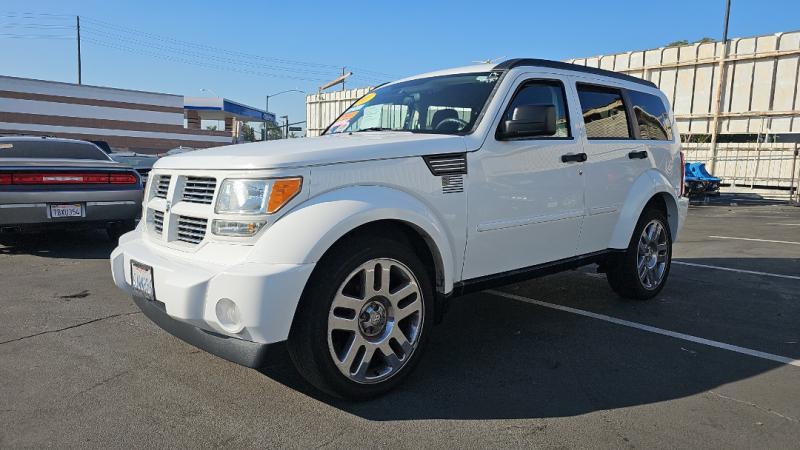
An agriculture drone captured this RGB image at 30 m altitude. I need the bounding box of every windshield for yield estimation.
[0,139,112,160]
[325,72,501,135]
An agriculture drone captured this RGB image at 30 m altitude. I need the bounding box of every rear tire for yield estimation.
[288,233,434,400]
[606,207,672,300]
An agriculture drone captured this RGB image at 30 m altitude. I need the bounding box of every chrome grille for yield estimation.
[176,215,207,244]
[151,209,164,235]
[182,176,216,204]
[154,175,171,198]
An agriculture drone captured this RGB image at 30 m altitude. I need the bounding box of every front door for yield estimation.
[462,76,586,280]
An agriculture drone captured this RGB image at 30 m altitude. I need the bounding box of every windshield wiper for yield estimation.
[351,127,399,133]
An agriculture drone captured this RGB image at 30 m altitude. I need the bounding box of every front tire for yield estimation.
[606,207,672,300]
[288,234,434,400]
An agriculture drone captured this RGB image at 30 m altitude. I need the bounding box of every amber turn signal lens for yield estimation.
[267,177,302,213]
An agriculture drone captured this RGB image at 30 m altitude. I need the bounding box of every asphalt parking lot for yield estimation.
[1,196,799,448]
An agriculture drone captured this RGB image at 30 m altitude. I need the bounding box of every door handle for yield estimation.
[628,150,648,159]
[561,153,587,163]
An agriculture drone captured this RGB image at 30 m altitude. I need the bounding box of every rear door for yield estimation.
[573,83,649,254]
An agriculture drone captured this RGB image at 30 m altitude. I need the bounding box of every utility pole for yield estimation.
[341,67,346,91]
[76,16,82,85]
[708,0,731,173]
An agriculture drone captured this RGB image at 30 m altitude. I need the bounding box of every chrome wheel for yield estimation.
[327,258,424,384]
[637,219,669,290]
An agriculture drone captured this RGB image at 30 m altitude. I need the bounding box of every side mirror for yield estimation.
[497,104,556,140]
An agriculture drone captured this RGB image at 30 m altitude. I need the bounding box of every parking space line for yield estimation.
[487,290,800,368]
[709,235,800,246]
[767,223,800,226]
[673,261,800,281]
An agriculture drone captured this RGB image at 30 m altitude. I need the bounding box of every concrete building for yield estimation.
[0,75,271,153]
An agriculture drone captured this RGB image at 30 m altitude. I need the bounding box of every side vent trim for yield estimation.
[422,153,467,176]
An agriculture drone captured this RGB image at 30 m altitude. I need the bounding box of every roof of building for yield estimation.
[184,97,276,123]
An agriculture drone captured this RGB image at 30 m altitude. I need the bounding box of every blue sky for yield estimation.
[1,0,799,127]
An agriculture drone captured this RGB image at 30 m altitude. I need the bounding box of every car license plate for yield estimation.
[49,203,83,218]
[130,260,155,301]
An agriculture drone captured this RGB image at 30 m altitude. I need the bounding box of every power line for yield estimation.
[80,37,333,82]
[1,11,401,84]
[78,25,391,84]
[79,15,401,78]
[79,26,347,78]
[0,32,72,39]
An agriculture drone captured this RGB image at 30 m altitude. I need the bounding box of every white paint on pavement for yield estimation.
[487,290,800,368]
[708,235,800,246]
[673,261,800,281]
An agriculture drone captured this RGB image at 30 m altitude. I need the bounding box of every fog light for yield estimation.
[211,219,265,237]
[215,298,243,333]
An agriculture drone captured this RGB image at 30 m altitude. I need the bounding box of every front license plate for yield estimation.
[49,203,83,218]
[130,260,155,301]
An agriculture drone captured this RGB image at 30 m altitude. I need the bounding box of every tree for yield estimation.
[240,123,256,142]
[666,40,689,47]
[666,37,714,48]
[263,122,283,140]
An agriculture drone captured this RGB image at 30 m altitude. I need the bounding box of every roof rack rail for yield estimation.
[493,58,657,89]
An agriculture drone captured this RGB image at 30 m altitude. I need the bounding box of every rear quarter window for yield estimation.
[627,91,674,141]
[0,140,111,160]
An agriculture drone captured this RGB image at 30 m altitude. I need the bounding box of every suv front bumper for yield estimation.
[110,230,315,363]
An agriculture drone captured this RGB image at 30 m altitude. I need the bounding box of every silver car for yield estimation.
[0,136,143,241]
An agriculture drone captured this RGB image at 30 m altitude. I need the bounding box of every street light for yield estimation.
[265,89,306,115]
[264,90,306,141]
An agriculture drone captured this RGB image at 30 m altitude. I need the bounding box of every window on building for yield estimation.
[503,80,571,138]
[576,85,631,139]
[628,90,673,141]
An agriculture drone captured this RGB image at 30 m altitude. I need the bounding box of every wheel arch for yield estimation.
[248,185,457,294]
[608,170,681,248]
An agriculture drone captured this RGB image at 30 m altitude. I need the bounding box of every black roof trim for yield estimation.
[493,58,657,89]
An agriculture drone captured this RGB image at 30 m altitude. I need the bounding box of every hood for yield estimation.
[154,132,467,170]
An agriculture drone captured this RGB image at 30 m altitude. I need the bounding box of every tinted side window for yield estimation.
[0,140,111,160]
[504,80,571,138]
[628,91,673,141]
[576,85,631,139]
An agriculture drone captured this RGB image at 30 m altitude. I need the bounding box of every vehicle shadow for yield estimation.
[692,192,791,207]
[0,230,115,260]
[257,286,784,421]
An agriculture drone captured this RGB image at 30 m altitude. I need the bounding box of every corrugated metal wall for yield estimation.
[568,31,800,137]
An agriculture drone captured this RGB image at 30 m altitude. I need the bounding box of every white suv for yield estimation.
[111,59,688,399]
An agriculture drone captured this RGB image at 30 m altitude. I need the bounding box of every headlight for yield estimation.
[215,177,301,215]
